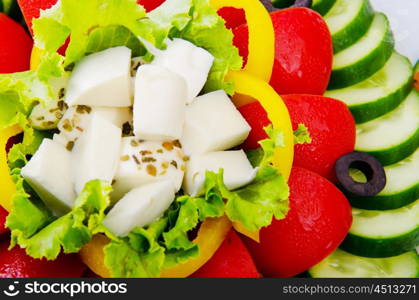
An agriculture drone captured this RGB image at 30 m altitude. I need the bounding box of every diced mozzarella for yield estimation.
[29,76,69,130]
[112,137,186,201]
[52,133,68,146]
[29,99,67,130]
[180,90,251,155]
[72,114,122,194]
[133,64,187,141]
[103,180,176,237]
[65,46,132,107]
[21,139,75,216]
[183,150,257,196]
[57,106,132,144]
[152,38,214,103]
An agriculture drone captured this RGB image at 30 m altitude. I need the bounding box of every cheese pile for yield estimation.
[22,39,256,237]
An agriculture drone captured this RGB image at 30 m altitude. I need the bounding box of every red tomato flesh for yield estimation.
[190,230,260,278]
[17,0,58,34]
[0,207,8,235]
[0,13,33,73]
[244,167,352,277]
[217,7,246,30]
[0,241,86,278]
[282,94,356,181]
[239,94,355,182]
[233,8,333,95]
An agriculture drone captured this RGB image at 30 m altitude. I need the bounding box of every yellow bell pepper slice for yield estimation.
[30,47,43,71]
[80,216,231,278]
[210,0,275,82]
[0,125,22,212]
[228,71,294,187]
[160,216,231,278]
[226,70,294,242]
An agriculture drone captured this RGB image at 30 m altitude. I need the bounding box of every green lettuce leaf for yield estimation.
[224,166,289,232]
[246,125,285,167]
[104,217,167,278]
[33,0,241,93]
[294,123,312,145]
[178,0,242,94]
[0,53,65,131]
[33,0,149,66]
[7,180,111,259]
[101,171,225,278]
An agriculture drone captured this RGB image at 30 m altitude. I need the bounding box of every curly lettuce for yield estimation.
[32,0,241,93]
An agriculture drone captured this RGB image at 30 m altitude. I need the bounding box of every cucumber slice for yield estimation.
[348,149,419,210]
[355,90,419,166]
[325,53,413,124]
[312,0,337,16]
[324,0,374,53]
[328,13,394,90]
[309,249,419,278]
[341,198,419,258]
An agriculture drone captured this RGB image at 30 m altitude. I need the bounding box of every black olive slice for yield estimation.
[261,0,312,12]
[335,152,386,197]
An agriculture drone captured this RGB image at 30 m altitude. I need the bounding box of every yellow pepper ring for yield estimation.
[0,125,22,212]
[227,70,294,241]
[227,70,294,180]
[80,216,232,278]
[210,0,275,82]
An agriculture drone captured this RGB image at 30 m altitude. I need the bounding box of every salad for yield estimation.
[0,0,417,278]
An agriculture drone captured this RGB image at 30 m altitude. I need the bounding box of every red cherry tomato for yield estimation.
[0,13,33,73]
[233,8,333,95]
[244,167,352,277]
[238,101,271,150]
[190,230,260,278]
[239,95,355,182]
[0,241,86,278]
[282,94,356,181]
[0,206,8,235]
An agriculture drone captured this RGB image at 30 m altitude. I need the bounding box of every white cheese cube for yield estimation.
[112,137,186,201]
[180,90,251,155]
[52,133,68,146]
[57,106,132,144]
[65,46,132,107]
[183,150,257,196]
[21,139,76,216]
[72,114,122,194]
[152,38,214,103]
[133,64,187,141]
[29,99,67,130]
[103,180,176,237]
